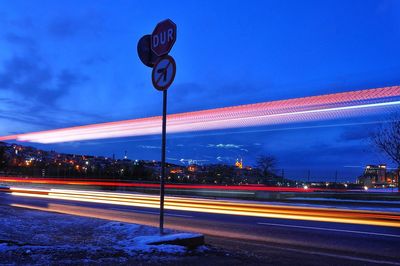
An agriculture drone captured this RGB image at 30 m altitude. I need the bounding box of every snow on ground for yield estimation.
[0,205,207,265]
[95,222,202,255]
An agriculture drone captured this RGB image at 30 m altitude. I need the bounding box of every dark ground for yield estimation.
[0,204,394,266]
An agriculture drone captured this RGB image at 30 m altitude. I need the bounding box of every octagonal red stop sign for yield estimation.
[151,19,177,57]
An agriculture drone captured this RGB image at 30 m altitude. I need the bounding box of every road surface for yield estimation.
[1,188,400,265]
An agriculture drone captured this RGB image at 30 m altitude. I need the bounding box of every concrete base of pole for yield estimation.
[147,233,205,249]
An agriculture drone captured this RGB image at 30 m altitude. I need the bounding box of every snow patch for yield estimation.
[93,222,203,255]
[0,205,206,265]
[0,243,10,252]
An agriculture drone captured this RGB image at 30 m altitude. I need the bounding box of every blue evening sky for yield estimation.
[1,0,400,181]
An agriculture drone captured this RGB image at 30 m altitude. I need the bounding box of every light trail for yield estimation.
[0,176,347,192]
[0,86,399,143]
[7,187,400,228]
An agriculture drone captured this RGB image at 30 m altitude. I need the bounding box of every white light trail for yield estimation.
[0,86,399,143]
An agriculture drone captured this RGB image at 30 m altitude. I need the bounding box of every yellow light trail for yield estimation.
[9,187,400,228]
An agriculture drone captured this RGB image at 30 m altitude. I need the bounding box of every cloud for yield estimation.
[138,145,160,149]
[339,127,373,141]
[57,69,89,92]
[0,31,98,131]
[48,17,79,38]
[216,156,235,162]
[179,158,209,165]
[277,143,369,167]
[0,97,20,105]
[0,55,52,97]
[0,54,88,106]
[1,28,88,106]
[81,55,108,66]
[207,143,243,149]
[3,32,36,49]
[0,97,109,133]
[9,17,35,30]
[0,16,35,32]
[169,81,273,113]
[0,16,111,135]
[47,13,104,39]
[0,112,55,129]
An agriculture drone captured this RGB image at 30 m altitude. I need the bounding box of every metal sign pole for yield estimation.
[160,89,167,234]
[138,19,176,235]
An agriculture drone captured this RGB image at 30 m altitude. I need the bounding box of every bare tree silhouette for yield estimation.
[372,114,400,187]
[256,155,277,184]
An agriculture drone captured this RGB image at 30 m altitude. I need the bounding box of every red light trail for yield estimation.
[0,86,399,143]
[0,176,315,192]
[0,176,360,193]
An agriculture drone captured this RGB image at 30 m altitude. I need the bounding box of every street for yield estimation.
[1,190,399,265]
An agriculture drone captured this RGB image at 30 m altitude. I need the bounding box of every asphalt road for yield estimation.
[1,191,400,265]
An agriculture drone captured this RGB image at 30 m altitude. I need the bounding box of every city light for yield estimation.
[0,86,399,144]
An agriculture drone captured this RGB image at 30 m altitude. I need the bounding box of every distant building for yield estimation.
[386,171,399,187]
[170,167,184,174]
[357,164,387,187]
[235,158,243,169]
[187,164,198,173]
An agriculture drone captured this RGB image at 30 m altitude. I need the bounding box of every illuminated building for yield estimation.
[366,164,386,183]
[358,164,387,187]
[235,158,243,169]
[170,167,184,174]
[187,165,198,172]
